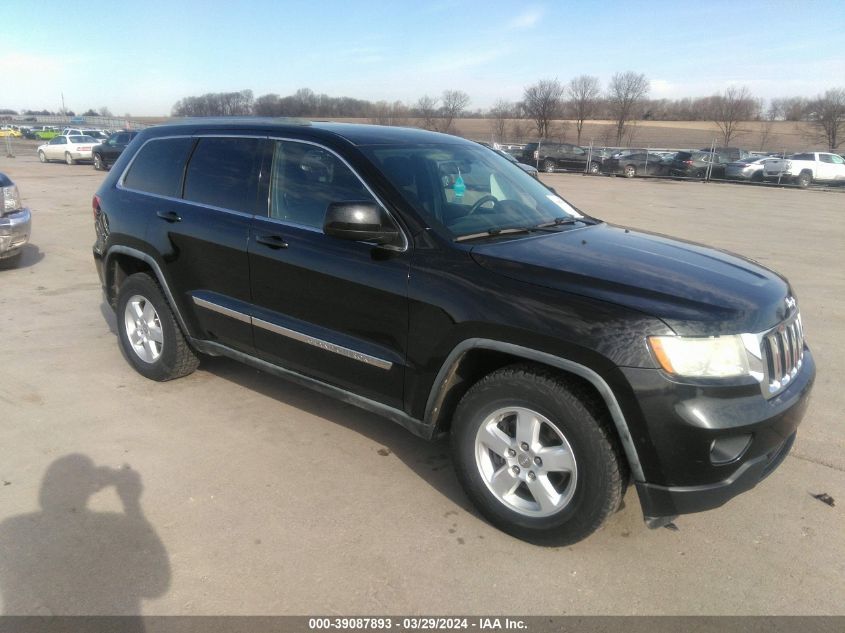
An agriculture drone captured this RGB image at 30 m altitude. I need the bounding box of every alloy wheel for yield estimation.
[123,294,164,363]
[474,406,578,517]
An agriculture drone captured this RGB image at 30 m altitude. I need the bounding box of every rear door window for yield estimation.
[182,137,264,214]
[123,137,194,198]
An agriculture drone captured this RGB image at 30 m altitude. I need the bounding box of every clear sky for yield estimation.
[2,0,843,116]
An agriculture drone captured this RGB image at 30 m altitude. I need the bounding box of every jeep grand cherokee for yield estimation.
[92,119,815,545]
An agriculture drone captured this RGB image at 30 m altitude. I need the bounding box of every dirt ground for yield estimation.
[0,150,843,615]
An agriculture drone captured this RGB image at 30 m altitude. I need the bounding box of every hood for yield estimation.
[470,223,792,335]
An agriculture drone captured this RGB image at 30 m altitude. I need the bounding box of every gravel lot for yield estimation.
[0,151,843,615]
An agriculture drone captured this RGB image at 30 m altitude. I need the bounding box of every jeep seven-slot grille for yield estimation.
[762,312,804,396]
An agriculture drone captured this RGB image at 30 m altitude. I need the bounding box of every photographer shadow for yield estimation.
[0,454,170,622]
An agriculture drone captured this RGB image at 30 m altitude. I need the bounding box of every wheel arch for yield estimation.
[424,338,645,481]
[104,246,192,336]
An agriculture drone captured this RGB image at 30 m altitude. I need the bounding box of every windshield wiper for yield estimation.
[535,217,580,228]
[454,227,537,242]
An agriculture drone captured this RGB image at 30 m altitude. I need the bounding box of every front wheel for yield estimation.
[65,152,75,165]
[588,162,600,174]
[93,153,104,170]
[38,151,47,163]
[116,273,199,381]
[623,164,636,178]
[451,365,627,545]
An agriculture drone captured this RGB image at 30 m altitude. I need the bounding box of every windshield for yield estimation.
[362,143,585,240]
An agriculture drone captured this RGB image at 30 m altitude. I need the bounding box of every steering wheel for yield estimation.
[467,195,498,215]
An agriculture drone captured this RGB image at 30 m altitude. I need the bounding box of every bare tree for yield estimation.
[523,79,564,138]
[509,118,529,143]
[368,100,410,127]
[708,86,757,146]
[439,90,470,134]
[415,95,440,131]
[567,75,600,145]
[488,99,513,141]
[756,100,779,151]
[806,88,845,150]
[607,71,649,145]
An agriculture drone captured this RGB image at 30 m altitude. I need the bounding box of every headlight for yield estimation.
[648,335,750,378]
[2,185,21,213]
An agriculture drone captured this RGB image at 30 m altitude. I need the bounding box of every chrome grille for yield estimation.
[762,312,804,396]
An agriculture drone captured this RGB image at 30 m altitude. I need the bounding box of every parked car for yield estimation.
[37,135,98,164]
[62,128,109,142]
[0,127,22,138]
[520,142,603,174]
[493,148,539,178]
[35,127,60,140]
[762,152,845,188]
[699,147,750,162]
[0,172,31,267]
[92,131,139,170]
[93,120,814,545]
[668,151,727,179]
[602,151,667,178]
[725,156,774,182]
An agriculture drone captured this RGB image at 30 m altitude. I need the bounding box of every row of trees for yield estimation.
[164,81,844,149]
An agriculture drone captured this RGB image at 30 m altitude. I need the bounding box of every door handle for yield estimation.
[156,210,182,223]
[255,234,289,249]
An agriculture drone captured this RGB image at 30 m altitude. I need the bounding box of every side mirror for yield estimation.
[323,202,400,246]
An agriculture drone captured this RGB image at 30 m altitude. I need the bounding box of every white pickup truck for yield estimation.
[763,151,845,187]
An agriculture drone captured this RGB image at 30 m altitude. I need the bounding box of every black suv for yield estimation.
[93,119,814,545]
[521,142,603,174]
[92,131,139,171]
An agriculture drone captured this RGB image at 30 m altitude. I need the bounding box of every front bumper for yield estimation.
[0,207,31,258]
[622,347,815,521]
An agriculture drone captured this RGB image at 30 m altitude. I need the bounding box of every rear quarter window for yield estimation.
[122,137,195,198]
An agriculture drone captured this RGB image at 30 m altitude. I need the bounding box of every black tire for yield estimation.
[65,152,75,165]
[623,164,636,178]
[451,364,627,546]
[38,150,47,163]
[588,162,600,174]
[751,170,763,182]
[543,159,556,173]
[116,272,199,381]
[93,153,104,171]
[797,171,812,188]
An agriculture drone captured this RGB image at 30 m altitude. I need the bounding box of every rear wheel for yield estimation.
[623,164,636,178]
[93,153,104,170]
[65,152,75,165]
[797,171,812,188]
[451,365,627,545]
[543,159,556,173]
[116,273,199,381]
[588,162,600,175]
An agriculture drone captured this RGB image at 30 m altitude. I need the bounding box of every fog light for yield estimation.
[710,434,753,465]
